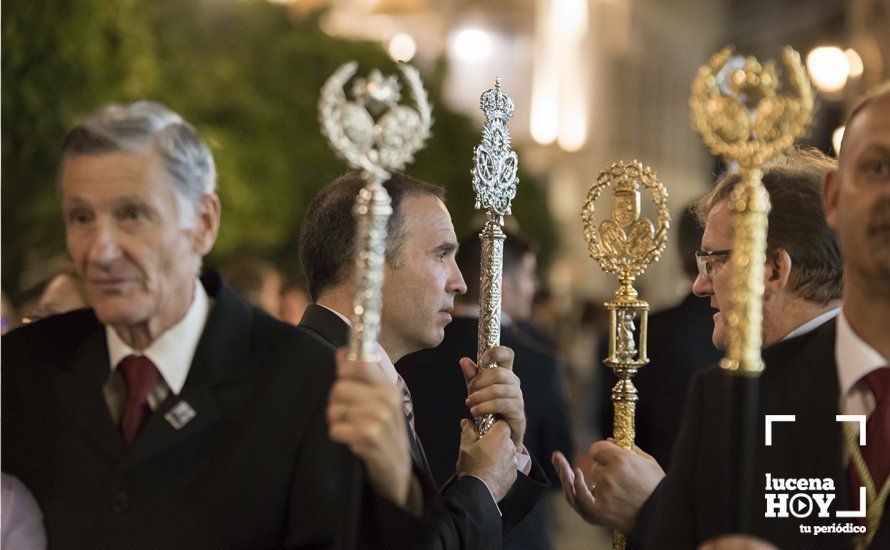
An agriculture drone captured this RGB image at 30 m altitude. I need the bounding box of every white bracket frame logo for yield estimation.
[763,414,867,518]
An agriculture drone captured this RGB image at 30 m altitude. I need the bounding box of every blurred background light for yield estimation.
[387,32,417,62]
[450,28,492,62]
[531,0,588,150]
[845,48,864,78]
[807,46,850,93]
[832,125,845,155]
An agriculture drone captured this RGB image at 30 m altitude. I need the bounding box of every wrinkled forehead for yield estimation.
[60,150,165,198]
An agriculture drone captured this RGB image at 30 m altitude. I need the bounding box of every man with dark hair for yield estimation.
[298,170,548,549]
[554,149,846,545]
[219,257,283,316]
[2,102,355,548]
[397,229,574,550]
[646,83,890,550]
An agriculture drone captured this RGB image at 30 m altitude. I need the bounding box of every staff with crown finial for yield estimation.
[581,160,670,549]
[689,46,813,532]
[318,61,432,548]
[470,77,519,436]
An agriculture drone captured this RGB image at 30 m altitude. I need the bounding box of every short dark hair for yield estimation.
[694,148,843,305]
[456,229,535,303]
[220,257,280,308]
[677,204,704,280]
[299,170,445,301]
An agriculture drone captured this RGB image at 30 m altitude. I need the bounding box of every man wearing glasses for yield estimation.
[553,148,844,545]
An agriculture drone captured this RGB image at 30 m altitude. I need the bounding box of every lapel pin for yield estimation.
[164,400,196,430]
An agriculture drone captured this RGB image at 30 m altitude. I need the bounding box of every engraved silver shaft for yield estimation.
[348,178,391,362]
[470,78,519,437]
[474,216,505,435]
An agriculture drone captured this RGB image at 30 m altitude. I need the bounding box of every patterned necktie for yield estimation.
[119,355,161,447]
[849,367,890,507]
[395,374,416,439]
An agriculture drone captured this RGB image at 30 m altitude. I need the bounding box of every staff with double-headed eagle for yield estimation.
[317,61,432,548]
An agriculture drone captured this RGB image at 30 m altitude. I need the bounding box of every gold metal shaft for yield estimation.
[581,161,669,549]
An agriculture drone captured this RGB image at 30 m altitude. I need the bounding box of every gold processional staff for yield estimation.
[470,77,519,436]
[689,46,813,536]
[318,61,433,548]
[581,160,670,550]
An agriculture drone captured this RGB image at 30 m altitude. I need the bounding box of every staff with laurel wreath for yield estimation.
[581,160,670,550]
[470,77,520,436]
[317,61,432,549]
[689,46,813,533]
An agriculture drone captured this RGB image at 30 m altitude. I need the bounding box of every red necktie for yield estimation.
[119,355,161,447]
[849,367,890,507]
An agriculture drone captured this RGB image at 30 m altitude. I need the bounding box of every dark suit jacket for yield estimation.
[2,272,355,549]
[396,316,574,550]
[645,319,890,549]
[598,292,722,469]
[298,304,548,549]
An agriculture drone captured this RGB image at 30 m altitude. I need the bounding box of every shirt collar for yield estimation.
[317,304,398,383]
[783,307,840,341]
[836,310,888,398]
[107,280,211,394]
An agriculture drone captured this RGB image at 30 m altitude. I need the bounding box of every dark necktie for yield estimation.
[119,355,161,447]
[849,367,890,507]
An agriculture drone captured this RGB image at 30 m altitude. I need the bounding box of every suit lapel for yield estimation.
[122,274,253,468]
[55,326,123,460]
[298,304,350,348]
[414,434,434,480]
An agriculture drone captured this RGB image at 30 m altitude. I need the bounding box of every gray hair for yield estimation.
[59,101,216,226]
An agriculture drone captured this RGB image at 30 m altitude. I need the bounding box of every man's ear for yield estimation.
[764,248,793,299]
[192,193,221,256]
[823,169,840,230]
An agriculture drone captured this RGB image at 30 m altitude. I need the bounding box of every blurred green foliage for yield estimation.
[2,0,556,303]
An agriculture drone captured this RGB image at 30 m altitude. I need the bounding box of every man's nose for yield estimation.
[450,264,468,296]
[692,273,712,297]
[87,223,123,267]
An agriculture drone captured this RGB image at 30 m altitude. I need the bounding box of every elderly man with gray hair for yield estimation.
[1,101,360,548]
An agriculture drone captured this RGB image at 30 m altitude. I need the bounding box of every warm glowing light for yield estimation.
[807,46,850,93]
[557,119,586,151]
[531,0,588,150]
[845,48,864,77]
[832,125,845,155]
[530,94,559,144]
[450,28,492,62]
[387,33,416,62]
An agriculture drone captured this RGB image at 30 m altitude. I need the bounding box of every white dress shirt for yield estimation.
[104,280,211,423]
[783,307,840,340]
[836,311,888,435]
[1,474,46,550]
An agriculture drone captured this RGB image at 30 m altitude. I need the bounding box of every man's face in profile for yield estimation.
[692,200,734,349]
[825,92,890,286]
[380,195,467,356]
